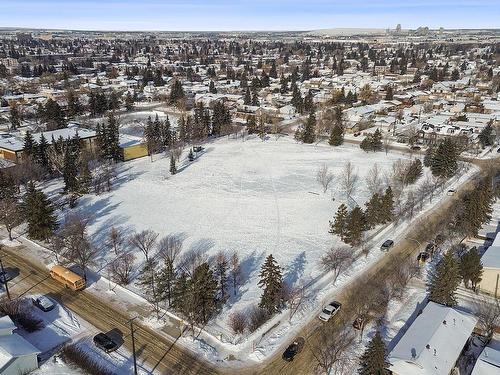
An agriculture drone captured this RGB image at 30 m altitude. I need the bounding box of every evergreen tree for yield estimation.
[190,263,218,324]
[385,85,394,100]
[169,79,185,105]
[358,331,390,375]
[478,123,494,147]
[405,159,423,184]
[258,254,284,314]
[171,272,189,313]
[364,193,383,229]
[35,133,50,172]
[246,116,257,134]
[430,138,458,178]
[423,144,435,167]
[24,183,58,241]
[429,251,461,306]
[459,247,483,290]
[66,90,82,119]
[329,204,349,240]
[344,206,366,247]
[23,131,37,158]
[372,129,383,151]
[301,112,316,144]
[244,87,252,105]
[169,153,177,175]
[209,80,217,94]
[105,112,122,161]
[329,124,344,146]
[9,104,21,130]
[380,187,394,223]
[125,92,134,111]
[136,260,162,315]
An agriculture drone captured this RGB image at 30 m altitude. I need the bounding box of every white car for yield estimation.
[318,301,342,322]
[32,296,55,312]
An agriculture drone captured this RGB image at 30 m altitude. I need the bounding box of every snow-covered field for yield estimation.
[59,136,429,332]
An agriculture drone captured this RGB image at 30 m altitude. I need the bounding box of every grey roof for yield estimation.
[482,232,500,269]
[388,301,477,375]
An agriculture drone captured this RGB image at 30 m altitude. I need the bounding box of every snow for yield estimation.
[71,136,416,332]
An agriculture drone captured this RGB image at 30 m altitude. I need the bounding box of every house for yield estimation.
[0,126,97,163]
[0,316,41,375]
[477,232,500,297]
[471,336,500,375]
[388,301,477,375]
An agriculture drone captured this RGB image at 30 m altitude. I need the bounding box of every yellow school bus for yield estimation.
[50,265,86,291]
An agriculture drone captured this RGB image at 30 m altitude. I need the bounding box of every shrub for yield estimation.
[248,305,270,332]
[61,343,116,375]
[228,310,247,334]
[0,299,44,332]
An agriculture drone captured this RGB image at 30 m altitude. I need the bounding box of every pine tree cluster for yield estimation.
[360,129,383,152]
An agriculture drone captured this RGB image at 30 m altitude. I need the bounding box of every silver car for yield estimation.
[319,301,342,322]
[32,296,55,312]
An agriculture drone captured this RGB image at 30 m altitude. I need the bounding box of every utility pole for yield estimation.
[0,256,11,300]
[129,317,138,375]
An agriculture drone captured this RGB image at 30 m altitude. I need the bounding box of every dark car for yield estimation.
[411,145,421,151]
[417,252,430,263]
[0,269,16,284]
[380,240,394,251]
[93,333,118,353]
[32,296,56,312]
[282,338,305,362]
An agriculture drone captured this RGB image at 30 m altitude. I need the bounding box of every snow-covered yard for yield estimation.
[55,136,430,333]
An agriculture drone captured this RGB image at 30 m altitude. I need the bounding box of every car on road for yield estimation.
[0,269,16,284]
[32,296,56,312]
[319,301,342,322]
[282,338,305,362]
[93,333,119,353]
[410,145,421,151]
[353,132,361,137]
[447,189,456,196]
[380,240,394,251]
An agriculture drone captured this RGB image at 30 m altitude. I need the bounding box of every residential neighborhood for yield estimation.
[0,4,499,375]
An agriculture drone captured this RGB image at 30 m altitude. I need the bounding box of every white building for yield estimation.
[0,316,40,375]
[471,336,500,375]
[388,301,477,375]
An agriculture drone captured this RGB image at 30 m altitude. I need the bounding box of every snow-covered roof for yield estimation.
[482,232,500,269]
[0,316,16,335]
[472,337,500,375]
[388,301,477,375]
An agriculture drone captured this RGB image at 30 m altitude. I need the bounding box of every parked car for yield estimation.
[417,252,430,263]
[32,296,55,312]
[193,146,204,152]
[380,240,394,251]
[447,189,456,196]
[411,145,421,151]
[0,269,16,284]
[282,338,305,362]
[93,333,119,353]
[353,132,361,137]
[319,301,342,322]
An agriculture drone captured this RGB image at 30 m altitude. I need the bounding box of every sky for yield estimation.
[0,0,499,31]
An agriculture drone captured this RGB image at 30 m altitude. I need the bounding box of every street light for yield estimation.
[128,316,138,375]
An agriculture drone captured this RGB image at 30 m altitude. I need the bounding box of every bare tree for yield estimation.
[316,164,335,193]
[157,235,183,265]
[391,259,421,299]
[287,282,309,321]
[474,297,500,343]
[129,229,159,263]
[58,213,97,281]
[366,163,383,196]
[109,253,136,285]
[228,310,247,335]
[106,227,124,255]
[340,161,359,199]
[320,247,354,284]
[0,198,23,241]
[309,324,355,375]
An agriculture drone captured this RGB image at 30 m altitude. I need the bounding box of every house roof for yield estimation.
[388,301,477,375]
[471,337,500,375]
[481,232,500,269]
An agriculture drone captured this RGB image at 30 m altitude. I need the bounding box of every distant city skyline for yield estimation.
[1,0,499,31]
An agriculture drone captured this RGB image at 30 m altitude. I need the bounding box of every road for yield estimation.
[252,160,492,375]
[0,247,219,375]
[1,156,496,375]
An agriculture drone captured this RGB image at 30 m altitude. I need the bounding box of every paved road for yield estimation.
[0,247,219,375]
